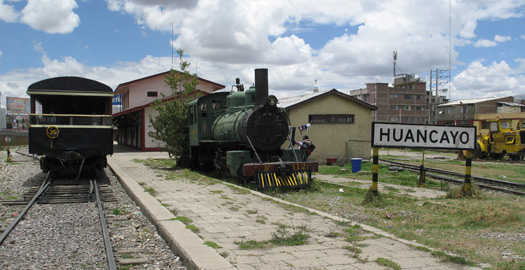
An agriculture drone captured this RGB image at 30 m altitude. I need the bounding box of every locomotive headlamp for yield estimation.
[267,95,278,106]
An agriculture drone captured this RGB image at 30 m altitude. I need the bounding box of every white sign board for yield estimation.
[372,123,476,150]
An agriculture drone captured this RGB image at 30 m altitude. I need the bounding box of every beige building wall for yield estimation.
[284,94,373,164]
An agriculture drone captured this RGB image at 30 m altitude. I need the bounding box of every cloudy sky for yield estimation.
[0,0,524,108]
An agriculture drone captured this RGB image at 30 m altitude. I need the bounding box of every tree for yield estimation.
[149,49,200,166]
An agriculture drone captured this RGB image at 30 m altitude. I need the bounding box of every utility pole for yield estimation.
[429,69,450,124]
[428,70,432,124]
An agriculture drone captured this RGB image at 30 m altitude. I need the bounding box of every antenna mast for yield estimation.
[171,22,174,70]
[393,51,397,79]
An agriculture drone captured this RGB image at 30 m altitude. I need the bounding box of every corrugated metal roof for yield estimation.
[278,91,328,108]
[278,88,376,110]
[438,96,508,106]
[498,102,525,107]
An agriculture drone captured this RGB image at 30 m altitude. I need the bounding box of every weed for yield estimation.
[431,250,475,266]
[235,239,268,250]
[173,216,192,224]
[142,186,157,196]
[256,215,267,224]
[344,245,362,256]
[234,224,310,249]
[362,188,382,205]
[246,209,258,214]
[204,241,221,249]
[375,257,401,270]
[186,224,200,233]
[111,208,127,215]
[270,224,309,246]
[229,205,241,211]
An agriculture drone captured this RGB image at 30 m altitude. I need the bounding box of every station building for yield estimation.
[112,71,224,150]
[279,89,376,164]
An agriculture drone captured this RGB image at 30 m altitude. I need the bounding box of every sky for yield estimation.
[0,0,524,109]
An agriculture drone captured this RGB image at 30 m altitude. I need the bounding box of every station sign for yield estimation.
[112,94,122,105]
[372,122,476,150]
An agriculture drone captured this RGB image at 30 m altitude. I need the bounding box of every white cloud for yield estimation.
[0,53,171,105]
[0,0,19,22]
[20,0,80,34]
[0,49,2,58]
[494,34,511,42]
[474,34,513,47]
[452,60,525,99]
[2,0,524,106]
[474,39,498,47]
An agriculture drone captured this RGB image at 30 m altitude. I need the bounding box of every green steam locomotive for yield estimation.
[186,69,318,188]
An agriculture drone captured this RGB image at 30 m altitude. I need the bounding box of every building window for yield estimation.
[390,93,398,99]
[390,116,399,122]
[391,105,398,110]
[147,91,158,97]
[416,106,424,111]
[416,95,422,100]
[309,114,354,124]
[404,105,411,111]
[448,108,454,114]
[404,94,411,99]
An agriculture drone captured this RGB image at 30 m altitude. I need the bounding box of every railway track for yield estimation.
[0,175,118,270]
[379,159,525,196]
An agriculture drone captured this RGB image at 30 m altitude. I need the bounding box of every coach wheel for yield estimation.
[46,126,60,139]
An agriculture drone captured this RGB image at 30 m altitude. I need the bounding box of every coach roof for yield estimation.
[27,76,114,96]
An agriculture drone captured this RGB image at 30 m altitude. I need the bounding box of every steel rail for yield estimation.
[389,160,525,189]
[379,158,525,195]
[93,179,117,270]
[0,172,52,245]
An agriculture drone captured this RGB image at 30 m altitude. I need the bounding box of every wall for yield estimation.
[144,106,167,150]
[285,94,373,164]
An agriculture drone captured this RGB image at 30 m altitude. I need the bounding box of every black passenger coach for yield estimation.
[27,77,114,175]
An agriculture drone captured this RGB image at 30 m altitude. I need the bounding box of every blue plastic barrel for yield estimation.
[351,158,362,173]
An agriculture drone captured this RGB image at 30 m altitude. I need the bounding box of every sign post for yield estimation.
[372,123,477,194]
[5,136,12,162]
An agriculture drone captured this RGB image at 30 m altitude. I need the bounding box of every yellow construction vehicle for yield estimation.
[475,119,525,160]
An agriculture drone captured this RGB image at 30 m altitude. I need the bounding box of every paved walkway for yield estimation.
[107,146,480,270]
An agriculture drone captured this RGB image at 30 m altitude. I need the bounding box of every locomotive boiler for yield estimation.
[186,69,318,188]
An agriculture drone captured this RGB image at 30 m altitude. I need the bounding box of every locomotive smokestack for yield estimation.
[255,68,268,107]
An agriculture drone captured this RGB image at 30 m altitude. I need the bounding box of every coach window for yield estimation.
[147,91,158,97]
[309,114,354,124]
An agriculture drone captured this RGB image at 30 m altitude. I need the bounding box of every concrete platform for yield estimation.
[107,144,481,270]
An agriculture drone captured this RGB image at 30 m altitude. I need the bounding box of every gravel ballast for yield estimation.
[0,146,187,270]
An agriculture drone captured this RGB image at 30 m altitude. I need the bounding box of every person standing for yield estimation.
[297,135,314,161]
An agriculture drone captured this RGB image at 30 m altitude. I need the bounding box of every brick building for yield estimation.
[349,74,435,124]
